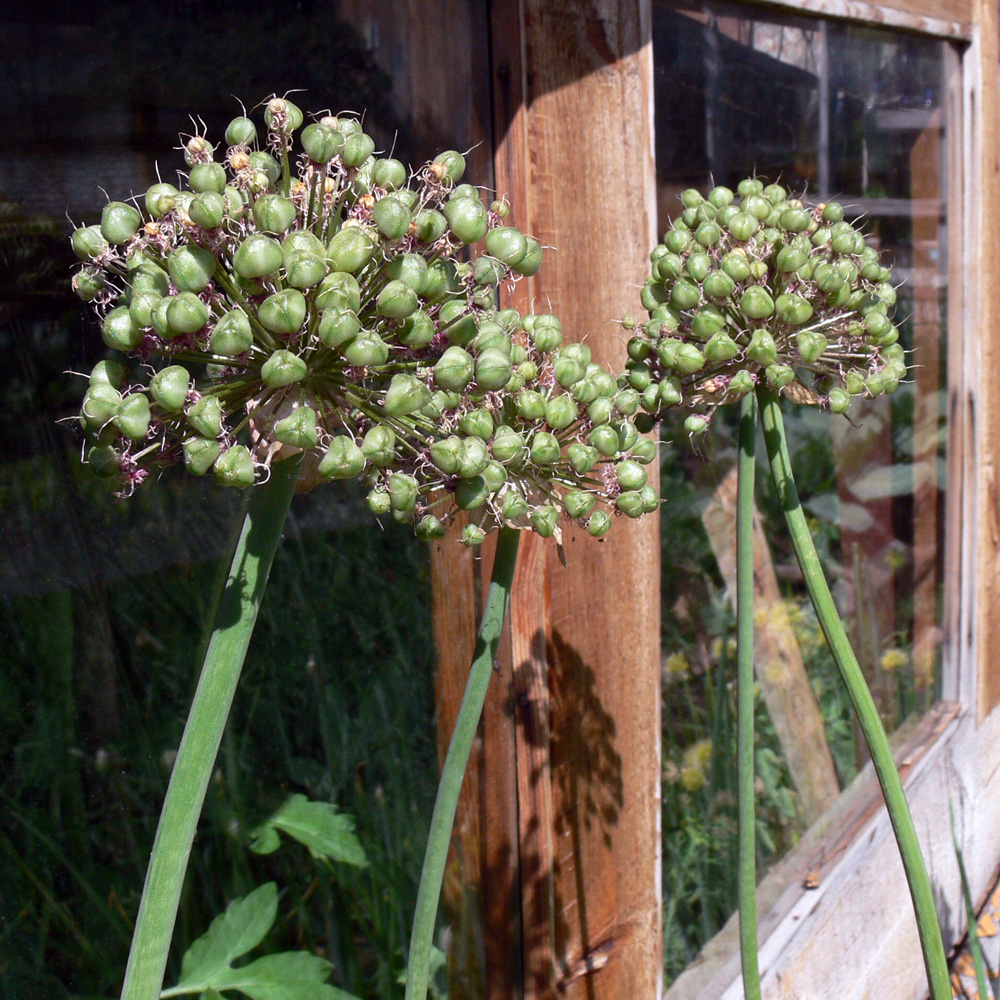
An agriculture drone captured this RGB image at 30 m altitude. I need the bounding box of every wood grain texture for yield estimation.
[701,465,840,826]
[490,3,662,998]
[746,0,972,40]
[972,0,1000,722]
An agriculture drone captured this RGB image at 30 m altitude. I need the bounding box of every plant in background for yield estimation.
[70,95,656,1000]
[626,178,949,1000]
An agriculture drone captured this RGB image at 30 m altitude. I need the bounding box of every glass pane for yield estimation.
[652,1,951,984]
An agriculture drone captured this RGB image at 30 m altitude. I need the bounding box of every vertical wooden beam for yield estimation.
[490,3,662,999]
[972,0,1000,721]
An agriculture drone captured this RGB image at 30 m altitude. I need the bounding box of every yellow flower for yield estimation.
[664,652,691,680]
[880,648,908,672]
[683,738,714,772]
[680,766,707,792]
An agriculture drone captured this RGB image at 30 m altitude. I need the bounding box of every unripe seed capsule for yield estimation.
[72,225,106,261]
[362,425,396,466]
[775,292,814,327]
[587,510,612,537]
[366,487,391,515]
[385,253,428,293]
[102,306,143,351]
[485,226,528,266]
[168,245,217,293]
[373,195,411,240]
[545,395,578,430]
[183,437,221,475]
[284,251,327,289]
[397,310,435,348]
[101,201,142,245]
[327,226,376,273]
[226,116,257,146]
[301,122,343,163]
[705,331,740,363]
[728,370,756,395]
[460,524,486,547]
[766,364,795,389]
[530,432,561,465]
[189,162,226,195]
[459,408,495,440]
[673,344,706,375]
[568,443,600,474]
[474,256,505,286]
[189,191,225,229]
[74,269,105,302]
[617,459,647,491]
[261,349,307,388]
[631,437,657,464]
[444,197,489,243]
[315,271,361,312]
[691,307,725,340]
[259,289,307,334]
[685,253,712,283]
[376,279,418,319]
[115,393,151,440]
[416,515,447,540]
[455,475,490,510]
[659,377,683,406]
[721,252,751,282]
[492,426,525,464]
[342,132,375,168]
[746,328,777,366]
[253,194,297,233]
[433,150,466,182]
[684,414,709,435]
[828,387,851,413]
[475,348,513,390]
[82,383,122,429]
[413,208,448,243]
[740,286,775,319]
[589,425,619,457]
[617,491,644,518]
[435,346,475,391]
[317,307,360,349]
[235,234,283,278]
[265,98,304,132]
[527,505,558,538]
[187,395,224,438]
[703,271,736,299]
[343,331,388,366]
[512,238,543,276]
[587,396,614,424]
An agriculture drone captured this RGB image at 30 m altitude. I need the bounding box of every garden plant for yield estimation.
[70,95,658,1000]
[625,179,949,999]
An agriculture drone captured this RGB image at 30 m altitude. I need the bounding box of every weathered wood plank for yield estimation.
[491,3,662,998]
[701,464,840,826]
[747,0,972,40]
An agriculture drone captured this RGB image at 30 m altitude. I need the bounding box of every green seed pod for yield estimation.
[416,514,447,540]
[485,226,528,266]
[526,506,557,537]
[114,393,151,440]
[226,116,257,146]
[616,420,639,452]
[283,227,326,258]
[703,270,736,299]
[475,348,513,390]
[694,221,721,247]
[654,252,684,282]
[796,330,828,363]
[72,225,106,261]
[742,192,771,219]
[492,426,525,464]
[553,354,586,389]
[663,227,691,255]
[433,149,466,182]
[626,361,652,393]
[372,195,411,240]
[81,383,122,429]
[740,286,775,320]
[101,201,142,245]
[775,293,814,327]
[459,408,495,440]
[326,226,377,273]
[301,122,344,163]
[265,97,304,132]
[437,299,477,345]
[474,256,506,286]
[530,431,561,465]
[366,486,391,515]
[639,485,659,513]
[559,491,593,520]
[271,406,318,449]
[187,394,223,438]
[587,396,615,425]
[129,264,169,300]
[589,424,620,457]
[822,202,844,223]
[779,207,810,233]
[183,436,221,475]
[412,208,447,244]
[685,252,712,283]
[673,344,706,375]
[830,231,857,255]
[471,321,511,356]
[765,364,795,389]
[482,460,507,492]
[342,131,376,168]
[631,437,657,464]
[144,183,178,219]
[512,237,543,276]
[616,491,644,518]
[828,387,851,413]
[708,185,734,208]
[455,475,490,510]
[382,374,431,417]
[444,197,489,244]
[283,251,327,289]
[764,183,787,204]
[529,314,563,352]
[261,349,307,388]
[249,150,280,183]
[434,346,475,391]
[721,251,751,282]
[385,253,428,294]
[369,157,405,190]
[776,245,809,273]
[72,268,105,303]
[102,306,143,351]
[670,278,701,311]
[319,436,367,479]
[259,289,307,334]
[315,271,362,312]
[253,194,296,234]
[360,424,395,466]
[516,389,547,420]
[317,307,361,349]
[430,435,463,475]
[728,369,756,395]
[384,472,419,513]
[188,162,226,195]
[149,365,189,411]
[568,443,600,474]
[844,370,866,394]
[811,227,832,247]
[89,359,127,388]
[570,379,599,407]
[583,510,609,537]
[746,328,777,367]
[376,279,419,319]
[691,306,725,341]
[682,414,708,437]
[617,459,647,491]
[641,280,670,312]
[167,245,216,293]
[545,395,578,430]
[705,331,740,363]
[457,438,490,478]
[456,523,485,547]
[188,191,225,229]
[883,343,906,365]
[86,443,120,478]
[343,331,389,366]
[234,234,283,278]
[394,309,434,349]
[659,376,683,406]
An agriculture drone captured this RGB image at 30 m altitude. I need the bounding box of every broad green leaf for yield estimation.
[249,824,282,855]
[249,795,367,867]
[213,951,359,1000]
[176,883,278,988]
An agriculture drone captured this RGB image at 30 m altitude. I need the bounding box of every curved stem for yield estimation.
[119,454,303,1000]
[736,392,762,1000]
[404,526,521,1000]
[757,386,949,1000]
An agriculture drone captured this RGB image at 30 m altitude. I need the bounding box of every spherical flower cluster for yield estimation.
[622,178,906,436]
[71,96,657,543]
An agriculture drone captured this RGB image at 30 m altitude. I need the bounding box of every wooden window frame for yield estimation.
[665,0,1000,996]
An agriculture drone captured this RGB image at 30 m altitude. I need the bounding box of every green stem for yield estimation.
[403,526,521,1000]
[736,392,762,1000]
[119,454,303,1000]
[757,386,949,1000]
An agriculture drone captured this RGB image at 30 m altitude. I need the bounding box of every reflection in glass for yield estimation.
[653,2,950,983]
